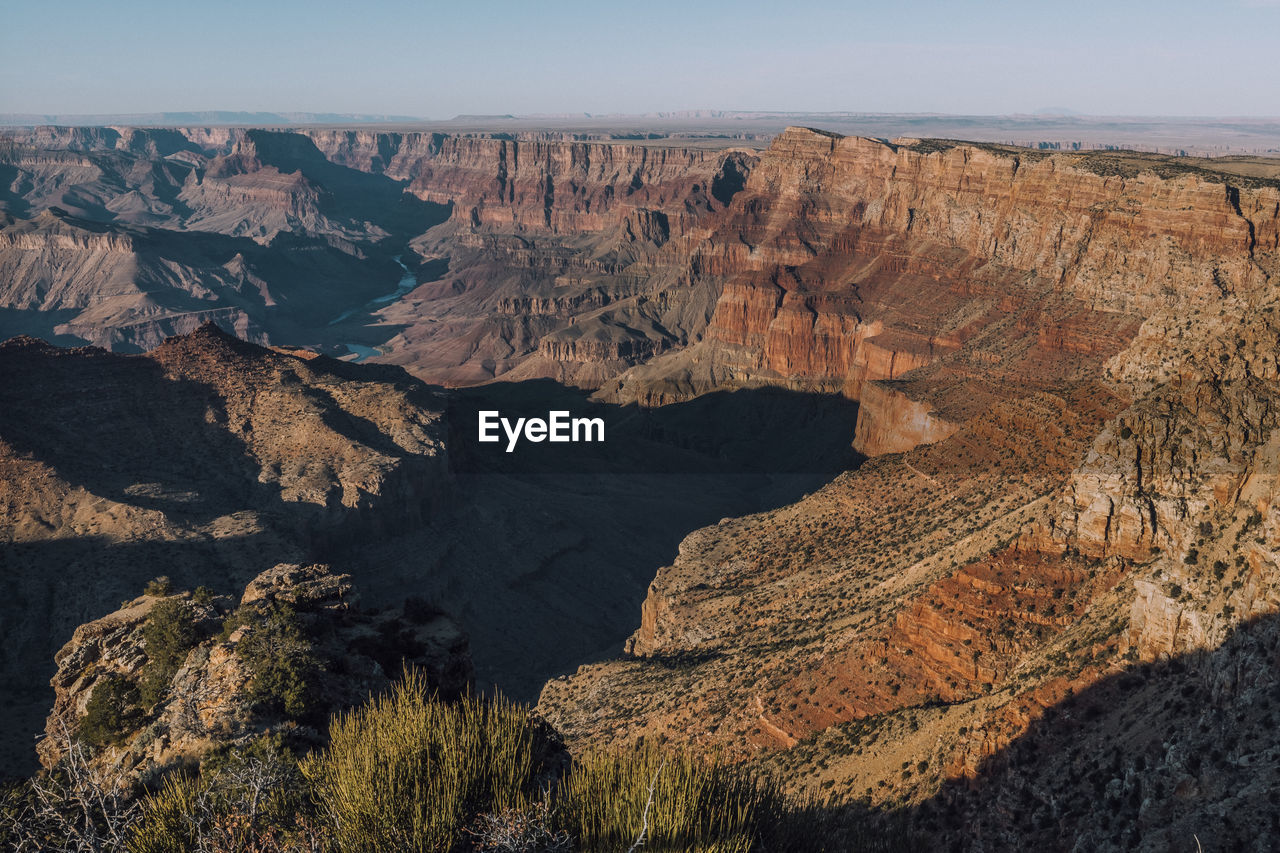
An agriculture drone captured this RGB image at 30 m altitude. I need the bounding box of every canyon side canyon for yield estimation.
[3,123,1280,849]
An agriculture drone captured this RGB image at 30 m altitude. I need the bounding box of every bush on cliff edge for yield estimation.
[300,671,556,852]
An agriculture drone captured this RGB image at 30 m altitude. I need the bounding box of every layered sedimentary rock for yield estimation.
[609,128,1274,456]
[0,209,268,349]
[850,381,959,455]
[0,126,753,383]
[0,127,439,351]
[13,124,1270,422]
[538,131,1280,850]
[371,136,756,385]
[541,386,1128,756]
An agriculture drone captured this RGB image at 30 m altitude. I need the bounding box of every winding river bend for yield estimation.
[329,255,418,362]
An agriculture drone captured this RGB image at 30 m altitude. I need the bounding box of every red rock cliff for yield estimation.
[613,128,1277,457]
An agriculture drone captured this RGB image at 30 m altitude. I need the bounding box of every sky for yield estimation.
[3,0,1279,118]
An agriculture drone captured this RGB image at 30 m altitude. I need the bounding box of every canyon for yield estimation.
[4,121,1280,848]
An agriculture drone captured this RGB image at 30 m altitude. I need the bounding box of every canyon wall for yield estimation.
[9,124,1273,429]
[0,127,755,385]
[538,130,1280,849]
[614,127,1276,453]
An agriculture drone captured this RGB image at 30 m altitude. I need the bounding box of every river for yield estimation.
[328,255,417,363]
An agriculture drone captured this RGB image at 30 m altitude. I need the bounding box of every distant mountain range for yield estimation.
[0,110,426,126]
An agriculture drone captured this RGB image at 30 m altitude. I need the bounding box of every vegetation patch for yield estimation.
[79,675,141,748]
[233,602,321,719]
[139,598,198,708]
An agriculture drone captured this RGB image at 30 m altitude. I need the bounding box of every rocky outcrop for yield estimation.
[850,382,959,456]
[1038,378,1280,560]
[0,324,450,773]
[38,564,472,782]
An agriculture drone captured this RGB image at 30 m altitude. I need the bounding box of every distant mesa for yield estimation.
[0,110,427,127]
[1031,106,1084,116]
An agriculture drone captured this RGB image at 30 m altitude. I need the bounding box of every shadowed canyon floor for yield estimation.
[0,326,853,775]
[5,122,1280,848]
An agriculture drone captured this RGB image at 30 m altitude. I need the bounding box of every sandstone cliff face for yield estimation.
[538,131,1280,849]
[366,135,755,385]
[5,124,1168,405]
[301,128,747,238]
[613,128,1275,457]
[850,381,959,456]
[38,564,472,782]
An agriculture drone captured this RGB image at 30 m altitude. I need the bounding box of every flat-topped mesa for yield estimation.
[0,209,137,256]
[412,137,746,232]
[756,127,1271,289]
[293,129,758,245]
[0,125,219,156]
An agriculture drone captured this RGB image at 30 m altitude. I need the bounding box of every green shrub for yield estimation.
[301,674,804,853]
[79,674,140,748]
[217,604,251,641]
[128,775,199,852]
[200,730,297,777]
[129,749,317,853]
[143,576,173,596]
[119,678,906,853]
[301,672,554,853]
[556,742,784,853]
[139,599,198,708]
[234,602,319,718]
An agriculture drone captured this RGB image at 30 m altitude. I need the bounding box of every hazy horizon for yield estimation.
[4,0,1280,119]
[6,109,1280,123]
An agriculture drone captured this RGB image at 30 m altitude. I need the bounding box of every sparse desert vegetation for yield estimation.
[6,673,916,853]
